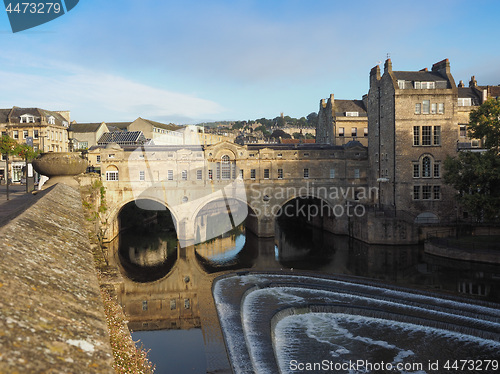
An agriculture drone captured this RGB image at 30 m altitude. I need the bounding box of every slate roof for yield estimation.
[68,123,104,133]
[393,71,448,83]
[1,107,68,126]
[334,100,367,115]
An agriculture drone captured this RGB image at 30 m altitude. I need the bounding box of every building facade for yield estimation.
[317,58,499,223]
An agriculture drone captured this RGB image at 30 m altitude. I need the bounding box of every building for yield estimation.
[0,107,70,182]
[316,58,499,223]
[317,94,368,146]
[68,122,110,151]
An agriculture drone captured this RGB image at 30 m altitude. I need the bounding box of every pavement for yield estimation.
[0,183,46,228]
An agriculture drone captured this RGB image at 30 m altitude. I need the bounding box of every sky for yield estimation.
[0,0,499,125]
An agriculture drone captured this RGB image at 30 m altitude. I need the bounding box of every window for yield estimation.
[277,153,282,157]
[47,116,55,125]
[239,169,244,179]
[422,100,430,114]
[250,169,256,179]
[458,98,472,106]
[433,186,441,200]
[303,168,309,179]
[434,163,440,178]
[422,156,431,178]
[23,130,28,139]
[338,127,344,137]
[330,169,335,179]
[354,169,360,179]
[413,126,420,146]
[208,169,213,180]
[168,170,174,180]
[351,127,357,137]
[13,130,18,139]
[142,301,148,311]
[413,186,420,200]
[170,299,176,310]
[303,153,310,157]
[221,155,231,179]
[108,154,115,158]
[433,126,441,145]
[139,171,145,181]
[264,169,270,179]
[364,127,368,137]
[415,103,421,114]
[398,80,405,89]
[413,163,420,178]
[472,139,480,148]
[345,111,359,117]
[33,130,39,139]
[431,103,437,114]
[197,169,202,180]
[438,103,444,114]
[278,169,283,179]
[182,170,188,180]
[459,124,467,137]
[106,171,119,181]
[422,126,432,145]
[415,81,435,89]
[422,185,432,200]
[96,155,101,163]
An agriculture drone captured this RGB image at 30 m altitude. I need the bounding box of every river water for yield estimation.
[109,217,500,373]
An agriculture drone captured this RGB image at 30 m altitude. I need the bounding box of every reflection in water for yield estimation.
[110,215,500,373]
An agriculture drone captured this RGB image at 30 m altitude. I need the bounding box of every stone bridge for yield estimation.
[94,141,373,246]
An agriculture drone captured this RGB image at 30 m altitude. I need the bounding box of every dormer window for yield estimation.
[20,114,35,123]
[47,116,55,125]
[397,80,406,89]
[345,112,359,117]
[414,81,435,89]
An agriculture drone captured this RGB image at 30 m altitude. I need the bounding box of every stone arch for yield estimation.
[191,196,254,244]
[415,212,439,224]
[105,197,180,242]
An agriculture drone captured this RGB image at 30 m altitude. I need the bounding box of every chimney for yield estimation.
[431,58,450,77]
[469,76,478,87]
[384,59,392,74]
[370,65,381,79]
[458,80,465,88]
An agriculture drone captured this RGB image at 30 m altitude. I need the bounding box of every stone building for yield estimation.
[0,107,70,182]
[317,58,499,224]
[68,122,110,151]
[317,94,368,146]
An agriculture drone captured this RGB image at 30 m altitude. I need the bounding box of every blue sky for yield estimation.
[0,0,499,124]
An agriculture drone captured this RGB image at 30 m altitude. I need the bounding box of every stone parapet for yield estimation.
[0,184,114,373]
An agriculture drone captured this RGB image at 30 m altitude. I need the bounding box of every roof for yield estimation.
[458,87,482,99]
[68,122,105,133]
[138,118,182,131]
[104,122,130,130]
[334,99,367,114]
[393,71,448,83]
[281,138,316,144]
[3,107,69,126]
[98,131,146,145]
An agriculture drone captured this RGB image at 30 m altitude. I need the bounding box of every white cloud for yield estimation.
[0,62,225,123]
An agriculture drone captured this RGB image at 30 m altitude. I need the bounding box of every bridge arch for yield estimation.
[105,197,181,242]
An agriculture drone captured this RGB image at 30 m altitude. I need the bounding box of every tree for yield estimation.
[270,129,291,139]
[468,98,500,152]
[306,112,318,127]
[443,98,500,221]
[444,151,500,221]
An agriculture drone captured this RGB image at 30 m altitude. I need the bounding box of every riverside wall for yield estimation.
[0,184,114,373]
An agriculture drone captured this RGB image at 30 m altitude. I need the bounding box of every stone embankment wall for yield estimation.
[0,184,114,373]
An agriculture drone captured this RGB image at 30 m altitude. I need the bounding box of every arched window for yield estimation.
[422,156,431,178]
[221,155,231,180]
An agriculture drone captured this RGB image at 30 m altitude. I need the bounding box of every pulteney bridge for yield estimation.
[94,141,372,246]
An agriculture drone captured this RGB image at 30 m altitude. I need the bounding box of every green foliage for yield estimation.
[270,129,291,139]
[0,135,39,160]
[468,98,500,152]
[444,151,500,221]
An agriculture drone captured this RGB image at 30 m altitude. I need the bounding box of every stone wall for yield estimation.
[0,184,114,373]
